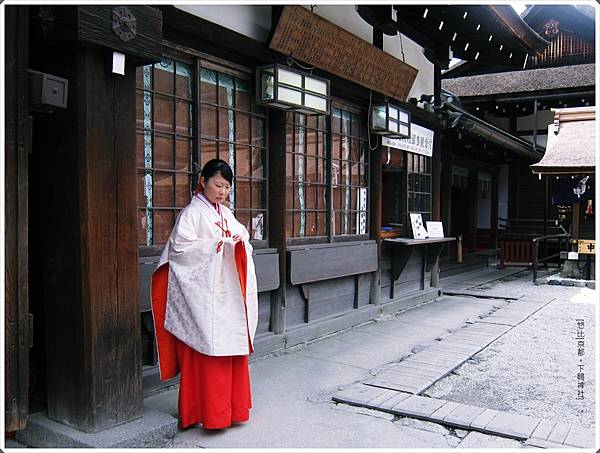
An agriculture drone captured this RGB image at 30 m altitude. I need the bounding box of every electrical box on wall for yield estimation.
[28,70,69,112]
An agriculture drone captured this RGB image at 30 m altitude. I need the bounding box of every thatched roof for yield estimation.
[442,63,595,98]
[530,107,596,175]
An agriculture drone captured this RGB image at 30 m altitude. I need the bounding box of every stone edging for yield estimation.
[332,389,594,448]
[535,277,595,289]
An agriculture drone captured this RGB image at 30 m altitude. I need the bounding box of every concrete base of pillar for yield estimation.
[15,408,177,448]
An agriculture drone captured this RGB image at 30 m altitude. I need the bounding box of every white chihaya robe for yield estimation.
[156,194,258,357]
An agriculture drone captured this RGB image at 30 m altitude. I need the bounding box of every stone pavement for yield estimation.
[145,293,520,448]
[332,291,595,449]
[141,268,597,449]
[345,295,550,396]
[9,268,596,449]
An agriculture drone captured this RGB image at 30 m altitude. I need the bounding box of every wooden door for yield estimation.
[5,5,31,432]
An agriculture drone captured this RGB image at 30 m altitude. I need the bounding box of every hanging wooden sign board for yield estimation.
[269,6,418,101]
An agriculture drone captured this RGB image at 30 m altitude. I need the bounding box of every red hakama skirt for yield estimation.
[175,340,251,429]
[151,246,253,429]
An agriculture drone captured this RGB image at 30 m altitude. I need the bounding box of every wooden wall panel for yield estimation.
[288,241,377,285]
[306,277,355,321]
[257,292,272,335]
[284,281,306,329]
[357,276,372,308]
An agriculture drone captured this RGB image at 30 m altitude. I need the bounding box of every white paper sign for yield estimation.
[410,213,429,239]
[382,123,434,157]
[426,221,444,238]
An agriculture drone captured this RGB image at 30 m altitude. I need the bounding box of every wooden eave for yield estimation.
[523,4,595,42]
[386,5,549,67]
[486,5,549,54]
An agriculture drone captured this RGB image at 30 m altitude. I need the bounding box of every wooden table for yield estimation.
[383,237,456,298]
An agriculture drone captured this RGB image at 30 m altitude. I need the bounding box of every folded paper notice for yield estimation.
[426,221,444,238]
[410,213,428,239]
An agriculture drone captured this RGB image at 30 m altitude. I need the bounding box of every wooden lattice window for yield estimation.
[198,64,267,241]
[331,106,369,236]
[135,54,268,247]
[407,152,432,222]
[285,113,328,238]
[284,104,369,240]
[136,57,194,246]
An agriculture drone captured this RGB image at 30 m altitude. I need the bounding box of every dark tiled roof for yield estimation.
[442,64,595,98]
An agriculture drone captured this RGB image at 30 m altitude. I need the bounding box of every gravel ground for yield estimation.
[427,270,597,429]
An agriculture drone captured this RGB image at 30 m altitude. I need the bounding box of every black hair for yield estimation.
[200,159,233,185]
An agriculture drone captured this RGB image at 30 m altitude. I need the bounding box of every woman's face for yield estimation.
[200,172,231,204]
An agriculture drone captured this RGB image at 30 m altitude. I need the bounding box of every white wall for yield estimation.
[175,5,272,43]
[175,5,433,101]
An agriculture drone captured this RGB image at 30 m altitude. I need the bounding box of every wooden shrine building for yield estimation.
[5,3,551,444]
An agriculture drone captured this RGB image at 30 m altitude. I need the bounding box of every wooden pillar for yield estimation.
[370,27,384,305]
[26,6,162,433]
[371,27,384,242]
[508,117,519,221]
[440,151,452,253]
[572,202,581,242]
[490,171,499,250]
[369,145,383,305]
[40,45,142,433]
[431,64,442,221]
[467,169,479,253]
[5,5,31,432]
[431,137,442,221]
[268,109,287,334]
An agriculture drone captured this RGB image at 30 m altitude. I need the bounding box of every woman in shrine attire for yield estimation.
[151,158,258,430]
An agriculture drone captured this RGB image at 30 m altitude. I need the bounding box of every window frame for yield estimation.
[197,57,269,249]
[136,43,270,255]
[406,150,432,225]
[329,99,370,243]
[285,98,370,246]
[380,131,433,239]
[136,48,195,251]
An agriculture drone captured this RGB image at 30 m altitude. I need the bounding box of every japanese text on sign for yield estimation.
[575,318,585,400]
[382,124,434,157]
[269,6,418,101]
[577,240,595,255]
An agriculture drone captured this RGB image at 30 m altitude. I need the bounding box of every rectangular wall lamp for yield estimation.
[256,63,330,115]
[370,102,411,138]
